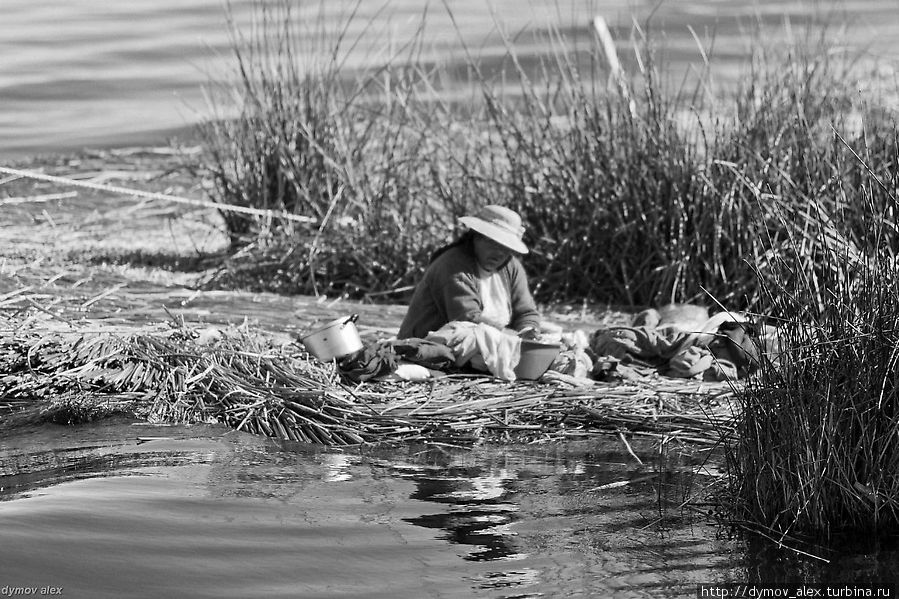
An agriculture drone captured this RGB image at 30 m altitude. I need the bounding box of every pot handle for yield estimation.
[342,314,359,327]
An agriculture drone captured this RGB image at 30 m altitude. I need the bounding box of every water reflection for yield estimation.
[321,452,359,483]
[4,412,899,595]
[403,464,522,562]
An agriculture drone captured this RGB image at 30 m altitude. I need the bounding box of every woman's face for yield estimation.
[473,234,514,273]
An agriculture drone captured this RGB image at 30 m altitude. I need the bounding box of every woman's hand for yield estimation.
[516,326,538,340]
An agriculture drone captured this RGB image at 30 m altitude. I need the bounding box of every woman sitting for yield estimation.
[398,205,540,340]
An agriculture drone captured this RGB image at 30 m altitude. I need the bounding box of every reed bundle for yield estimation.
[0,323,737,445]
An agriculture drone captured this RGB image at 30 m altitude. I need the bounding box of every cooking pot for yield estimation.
[300,314,363,362]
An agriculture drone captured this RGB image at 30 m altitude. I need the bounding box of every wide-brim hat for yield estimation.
[458,205,528,254]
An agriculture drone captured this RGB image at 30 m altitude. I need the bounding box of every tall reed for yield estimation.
[443,19,894,308]
[725,124,899,539]
[196,0,464,297]
[194,1,896,313]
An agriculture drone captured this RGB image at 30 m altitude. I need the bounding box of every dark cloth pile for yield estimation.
[337,338,457,383]
[589,317,762,381]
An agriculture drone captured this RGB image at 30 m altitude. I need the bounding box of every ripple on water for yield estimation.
[1,422,752,598]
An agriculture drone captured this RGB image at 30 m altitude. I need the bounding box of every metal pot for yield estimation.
[300,314,363,362]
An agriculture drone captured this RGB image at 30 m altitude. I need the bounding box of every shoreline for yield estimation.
[0,124,202,164]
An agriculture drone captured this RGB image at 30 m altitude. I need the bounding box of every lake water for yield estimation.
[0,420,748,599]
[2,0,898,159]
[3,419,899,598]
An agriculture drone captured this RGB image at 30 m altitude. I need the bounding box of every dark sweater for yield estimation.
[397,245,540,339]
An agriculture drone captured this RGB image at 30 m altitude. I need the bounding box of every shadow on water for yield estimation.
[0,417,220,501]
[740,534,899,587]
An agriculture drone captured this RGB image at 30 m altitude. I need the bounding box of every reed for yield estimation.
[193,1,896,312]
[195,0,464,298]
[451,18,897,309]
[724,135,899,540]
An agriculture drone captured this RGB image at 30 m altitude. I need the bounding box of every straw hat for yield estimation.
[458,205,528,254]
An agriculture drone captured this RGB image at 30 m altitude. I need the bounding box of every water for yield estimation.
[2,0,898,159]
[0,420,748,598]
[4,420,897,598]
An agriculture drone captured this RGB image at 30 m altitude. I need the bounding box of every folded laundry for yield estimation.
[551,347,593,378]
[590,325,694,363]
[667,346,714,378]
[549,329,593,379]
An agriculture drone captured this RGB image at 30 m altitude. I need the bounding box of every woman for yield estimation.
[398,205,541,340]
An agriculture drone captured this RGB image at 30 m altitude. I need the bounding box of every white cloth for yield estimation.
[378,362,443,382]
[476,266,513,329]
[426,321,522,381]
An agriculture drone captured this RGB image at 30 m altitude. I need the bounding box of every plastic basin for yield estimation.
[515,340,561,380]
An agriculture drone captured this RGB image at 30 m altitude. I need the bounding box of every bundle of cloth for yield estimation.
[337,320,592,383]
[424,321,523,380]
[588,304,763,381]
[338,321,546,383]
[336,336,458,383]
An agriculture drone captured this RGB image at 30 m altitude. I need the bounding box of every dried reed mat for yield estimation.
[0,322,740,445]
